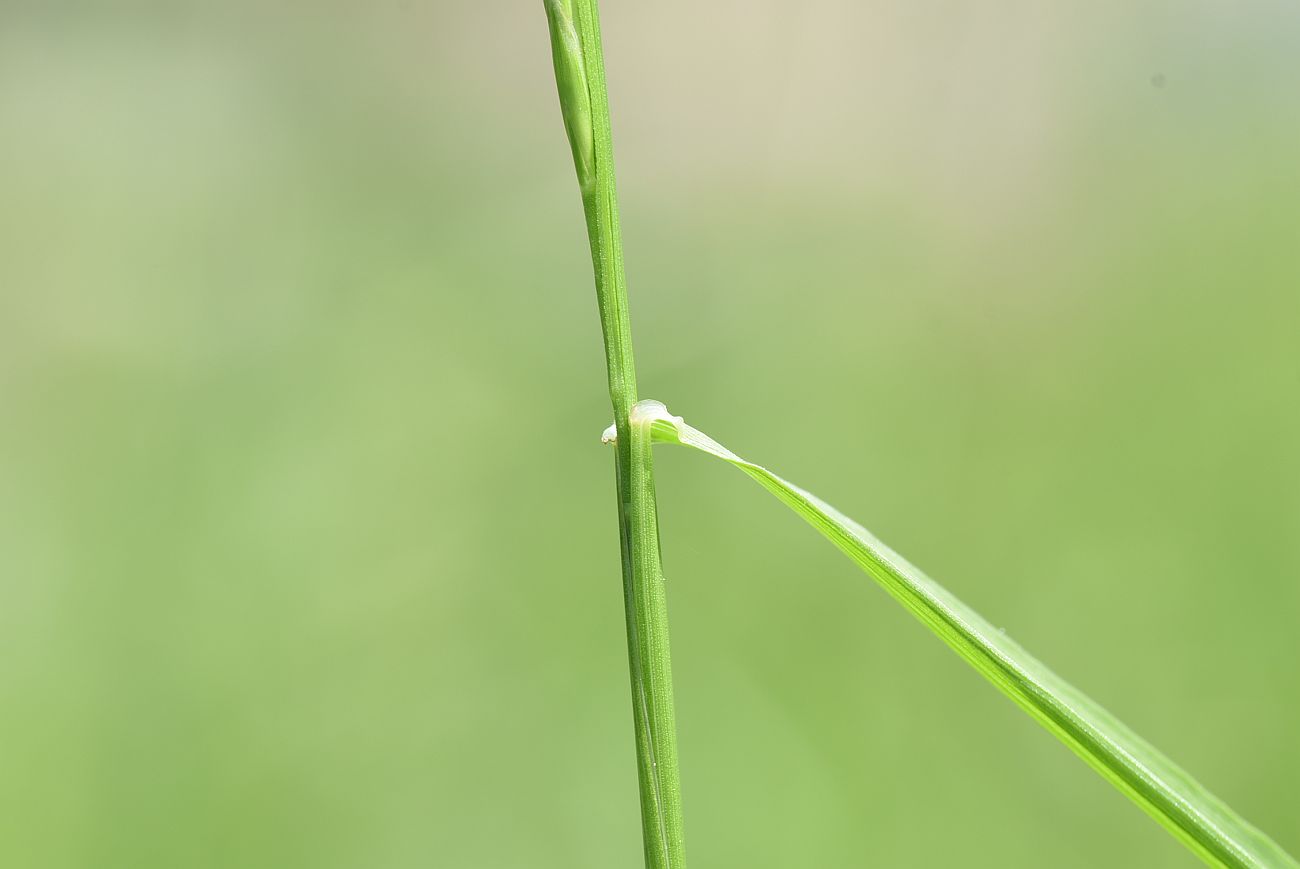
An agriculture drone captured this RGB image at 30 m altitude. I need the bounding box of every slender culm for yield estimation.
[542,2,687,867]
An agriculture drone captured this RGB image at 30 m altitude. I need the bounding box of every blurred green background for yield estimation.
[2,2,1297,866]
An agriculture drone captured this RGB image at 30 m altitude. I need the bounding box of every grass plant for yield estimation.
[543,3,1298,867]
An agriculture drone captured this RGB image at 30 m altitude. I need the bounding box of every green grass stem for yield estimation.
[543,2,687,866]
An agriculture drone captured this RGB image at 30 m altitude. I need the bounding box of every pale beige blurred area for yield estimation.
[1,2,1298,867]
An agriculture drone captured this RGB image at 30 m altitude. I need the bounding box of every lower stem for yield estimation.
[614,408,685,868]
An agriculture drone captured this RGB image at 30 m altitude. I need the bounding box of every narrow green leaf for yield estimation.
[623,400,1297,869]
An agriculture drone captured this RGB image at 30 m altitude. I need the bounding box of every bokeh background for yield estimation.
[2,2,1298,866]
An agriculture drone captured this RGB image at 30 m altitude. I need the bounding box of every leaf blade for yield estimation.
[641,405,1297,869]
